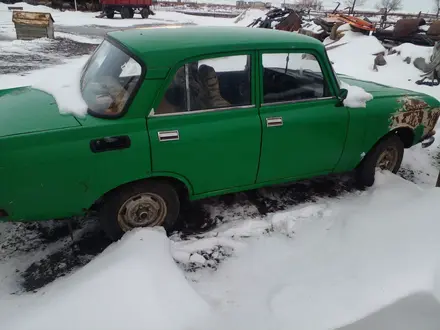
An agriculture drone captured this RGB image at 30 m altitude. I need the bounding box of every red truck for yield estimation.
[100,0,155,18]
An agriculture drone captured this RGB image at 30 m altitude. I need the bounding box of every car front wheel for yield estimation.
[356,134,404,187]
[99,180,180,240]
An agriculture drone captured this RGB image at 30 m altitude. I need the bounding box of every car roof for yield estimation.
[108,26,324,68]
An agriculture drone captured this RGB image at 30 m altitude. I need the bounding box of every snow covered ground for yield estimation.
[2,4,440,330]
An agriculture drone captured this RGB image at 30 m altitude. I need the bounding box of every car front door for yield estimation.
[256,51,349,184]
[147,53,261,195]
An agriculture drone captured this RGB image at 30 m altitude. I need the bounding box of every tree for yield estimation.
[294,0,323,10]
[344,0,366,14]
[344,0,366,8]
[375,0,403,12]
[434,0,440,17]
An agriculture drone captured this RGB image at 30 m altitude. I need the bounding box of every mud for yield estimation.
[1,172,359,292]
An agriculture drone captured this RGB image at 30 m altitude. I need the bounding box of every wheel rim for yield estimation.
[376,146,399,171]
[117,193,167,232]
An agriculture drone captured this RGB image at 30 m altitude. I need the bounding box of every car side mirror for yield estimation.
[337,88,348,106]
[339,88,348,100]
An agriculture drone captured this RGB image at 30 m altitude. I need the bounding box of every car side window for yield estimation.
[261,52,330,105]
[155,55,251,115]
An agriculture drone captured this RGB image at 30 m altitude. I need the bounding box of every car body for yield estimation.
[1,26,439,239]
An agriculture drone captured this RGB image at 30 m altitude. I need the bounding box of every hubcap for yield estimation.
[117,193,167,232]
[376,146,398,171]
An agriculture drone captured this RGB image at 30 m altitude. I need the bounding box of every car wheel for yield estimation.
[356,134,404,187]
[99,180,180,241]
[120,7,131,19]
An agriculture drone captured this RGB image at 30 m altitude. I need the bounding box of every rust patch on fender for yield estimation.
[389,96,440,136]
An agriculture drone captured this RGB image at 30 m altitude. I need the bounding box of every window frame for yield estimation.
[258,49,337,108]
[149,51,257,118]
[83,36,147,120]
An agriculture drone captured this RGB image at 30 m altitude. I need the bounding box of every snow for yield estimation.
[4,173,440,330]
[393,42,433,63]
[191,173,440,330]
[0,56,90,117]
[327,30,440,101]
[233,9,267,26]
[3,228,210,330]
[340,80,374,108]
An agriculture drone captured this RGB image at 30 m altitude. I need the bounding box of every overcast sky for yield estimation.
[321,0,436,13]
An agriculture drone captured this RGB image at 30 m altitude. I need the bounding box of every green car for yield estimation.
[1,26,439,240]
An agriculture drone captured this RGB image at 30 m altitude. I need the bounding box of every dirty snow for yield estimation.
[3,174,440,330]
[3,228,210,330]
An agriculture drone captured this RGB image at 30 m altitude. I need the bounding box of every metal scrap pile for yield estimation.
[374,18,440,47]
[247,8,303,32]
[248,8,376,42]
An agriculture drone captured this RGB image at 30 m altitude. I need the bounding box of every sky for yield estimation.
[321,0,436,13]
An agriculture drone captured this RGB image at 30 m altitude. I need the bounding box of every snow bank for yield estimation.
[4,228,210,330]
[393,42,433,63]
[340,80,373,108]
[326,31,440,101]
[192,173,440,330]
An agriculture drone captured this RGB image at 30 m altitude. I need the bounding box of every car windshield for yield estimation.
[81,40,142,117]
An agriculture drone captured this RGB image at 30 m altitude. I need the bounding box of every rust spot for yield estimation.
[389,96,440,136]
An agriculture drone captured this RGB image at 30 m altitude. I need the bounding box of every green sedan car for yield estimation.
[1,26,439,240]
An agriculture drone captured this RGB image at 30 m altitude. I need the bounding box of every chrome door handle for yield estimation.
[266,117,283,127]
[158,130,179,142]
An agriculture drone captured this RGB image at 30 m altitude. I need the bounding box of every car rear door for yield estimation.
[256,50,349,183]
[147,52,261,195]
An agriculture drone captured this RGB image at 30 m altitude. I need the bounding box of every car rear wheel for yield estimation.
[356,134,404,187]
[99,180,180,241]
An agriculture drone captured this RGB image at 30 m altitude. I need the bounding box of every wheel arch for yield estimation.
[357,126,413,168]
[89,173,193,210]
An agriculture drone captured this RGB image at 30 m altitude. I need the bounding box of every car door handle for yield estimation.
[90,135,131,153]
[266,117,283,127]
[158,130,180,142]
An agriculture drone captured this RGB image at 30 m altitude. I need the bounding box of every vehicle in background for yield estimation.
[100,0,154,19]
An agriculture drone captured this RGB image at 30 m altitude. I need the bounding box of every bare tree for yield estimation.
[344,0,366,7]
[375,0,403,12]
[434,0,440,18]
[344,0,366,14]
[294,0,324,10]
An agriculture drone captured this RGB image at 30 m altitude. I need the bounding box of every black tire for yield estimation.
[128,7,134,18]
[106,10,114,18]
[141,7,149,19]
[356,134,404,188]
[99,180,180,241]
[120,7,131,19]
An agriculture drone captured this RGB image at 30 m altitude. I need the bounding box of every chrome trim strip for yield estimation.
[158,130,179,142]
[262,96,336,107]
[150,104,255,117]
